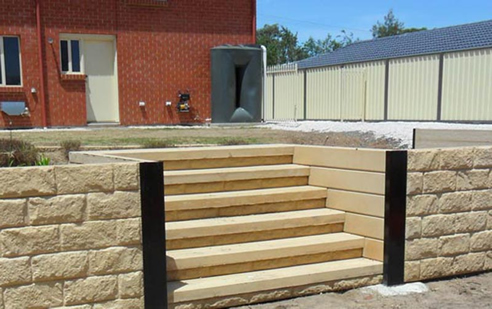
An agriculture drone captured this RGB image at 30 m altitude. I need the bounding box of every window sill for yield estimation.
[0,86,24,93]
[61,74,86,81]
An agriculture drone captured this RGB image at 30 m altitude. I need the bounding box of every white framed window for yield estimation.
[0,36,22,86]
[60,39,84,74]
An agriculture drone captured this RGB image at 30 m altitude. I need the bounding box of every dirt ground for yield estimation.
[235,272,492,309]
[0,126,401,165]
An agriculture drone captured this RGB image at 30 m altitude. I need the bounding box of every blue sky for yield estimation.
[257,0,492,42]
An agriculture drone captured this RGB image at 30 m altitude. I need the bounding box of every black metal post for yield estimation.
[383,150,407,286]
[384,59,390,121]
[140,162,167,308]
[436,53,444,121]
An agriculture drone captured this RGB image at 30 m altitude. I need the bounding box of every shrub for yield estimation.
[61,140,82,159]
[0,138,39,167]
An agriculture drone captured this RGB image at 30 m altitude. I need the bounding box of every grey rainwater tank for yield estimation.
[211,45,263,123]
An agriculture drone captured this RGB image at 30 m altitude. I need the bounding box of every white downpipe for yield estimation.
[261,45,267,122]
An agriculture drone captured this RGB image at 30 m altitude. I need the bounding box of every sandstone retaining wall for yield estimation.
[405,147,492,282]
[0,163,144,309]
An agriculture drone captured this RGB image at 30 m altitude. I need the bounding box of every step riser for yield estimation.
[166,223,344,250]
[164,155,293,171]
[166,199,326,222]
[168,248,362,280]
[165,177,308,195]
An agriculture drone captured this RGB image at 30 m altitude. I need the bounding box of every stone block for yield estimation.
[423,171,456,193]
[488,210,492,229]
[438,234,470,256]
[28,195,85,225]
[439,148,474,170]
[457,169,490,191]
[32,252,88,281]
[455,212,487,233]
[0,225,59,257]
[470,231,492,251]
[64,275,118,305]
[88,247,143,275]
[88,191,140,220]
[420,257,453,280]
[0,257,31,287]
[421,214,456,237]
[438,191,473,213]
[0,167,56,198]
[0,199,26,229]
[407,150,440,172]
[407,173,423,195]
[406,195,439,216]
[451,252,485,275]
[116,218,142,246]
[119,271,144,298]
[4,283,63,309]
[485,251,492,270]
[0,288,3,309]
[472,190,492,210]
[93,298,144,309]
[405,238,438,261]
[473,147,492,168]
[61,221,118,251]
[114,163,139,191]
[406,217,421,240]
[404,261,420,282]
[55,165,114,194]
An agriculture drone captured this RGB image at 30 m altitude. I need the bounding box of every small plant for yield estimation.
[60,140,82,159]
[0,138,39,167]
[36,154,51,166]
[140,139,175,149]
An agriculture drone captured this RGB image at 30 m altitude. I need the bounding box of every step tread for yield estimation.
[166,208,345,239]
[167,233,364,271]
[164,164,310,185]
[168,258,383,303]
[165,186,327,211]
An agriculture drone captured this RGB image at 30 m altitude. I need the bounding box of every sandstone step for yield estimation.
[164,164,310,195]
[167,233,364,280]
[165,186,327,221]
[165,208,345,250]
[168,258,383,305]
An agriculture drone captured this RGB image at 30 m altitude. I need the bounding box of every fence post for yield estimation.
[383,150,408,286]
[140,162,167,308]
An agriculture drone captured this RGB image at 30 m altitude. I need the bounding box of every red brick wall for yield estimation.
[0,0,254,128]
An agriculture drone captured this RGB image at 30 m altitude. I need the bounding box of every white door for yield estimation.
[85,39,119,123]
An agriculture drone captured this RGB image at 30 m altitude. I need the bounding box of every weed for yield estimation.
[61,140,82,159]
[0,138,39,167]
[36,154,51,166]
[218,138,253,146]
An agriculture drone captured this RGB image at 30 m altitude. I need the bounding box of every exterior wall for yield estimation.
[388,55,440,120]
[405,147,492,282]
[0,163,144,308]
[0,0,254,128]
[293,146,386,262]
[441,49,492,121]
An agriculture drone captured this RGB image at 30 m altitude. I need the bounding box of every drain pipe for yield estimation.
[36,0,48,128]
[261,45,267,122]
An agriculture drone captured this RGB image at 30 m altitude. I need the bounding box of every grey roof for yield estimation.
[298,19,492,69]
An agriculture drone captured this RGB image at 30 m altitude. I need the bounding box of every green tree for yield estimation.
[371,9,426,38]
[256,24,307,65]
[302,30,355,57]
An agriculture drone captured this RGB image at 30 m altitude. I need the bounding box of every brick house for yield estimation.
[0,0,256,128]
